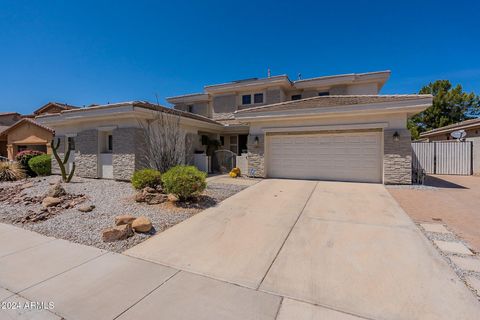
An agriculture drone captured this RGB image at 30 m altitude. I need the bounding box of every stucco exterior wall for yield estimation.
[346,82,379,95]
[213,94,236,114]
[266,89,281,104]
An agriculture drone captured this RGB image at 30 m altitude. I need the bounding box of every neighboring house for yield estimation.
[420,118,480,174]
[0,102,78,160]
[37,71,432,184]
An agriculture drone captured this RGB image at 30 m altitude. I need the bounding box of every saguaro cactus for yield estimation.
[51,138,75,183]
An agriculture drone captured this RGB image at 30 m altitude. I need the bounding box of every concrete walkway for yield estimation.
[1,180,480,319]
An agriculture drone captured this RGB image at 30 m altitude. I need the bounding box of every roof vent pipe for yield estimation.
[267,68,271,78]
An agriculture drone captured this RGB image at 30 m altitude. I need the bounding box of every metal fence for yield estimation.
[412,141,473,175]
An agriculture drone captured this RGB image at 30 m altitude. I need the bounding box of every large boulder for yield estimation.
[102,224,134,242]
[115,214,136,226]
[48,183,66,198]
[131,216,152,233]
[42,197,62,208]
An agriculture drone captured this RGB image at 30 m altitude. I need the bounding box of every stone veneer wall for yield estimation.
[383,129,412,184]
[246,134,265,178]
[112,127,147,181]
[75,129,99,178]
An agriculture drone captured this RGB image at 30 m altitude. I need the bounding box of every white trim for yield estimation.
[262,122,388,133]
[65,133,77,137]
[235,99,431,121]
[97,126,117,132]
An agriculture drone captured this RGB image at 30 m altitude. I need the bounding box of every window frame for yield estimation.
[318,91,330,96]
[291,94,302,101]
[253,93,264,104]
[241,95,252,105]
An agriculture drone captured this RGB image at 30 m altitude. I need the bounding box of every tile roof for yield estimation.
[420,118,480,136]
[0,118,54,137]
[235,95,432,114]
[34,102,80,115]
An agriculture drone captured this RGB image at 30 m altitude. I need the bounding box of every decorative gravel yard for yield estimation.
[0,176,249,252]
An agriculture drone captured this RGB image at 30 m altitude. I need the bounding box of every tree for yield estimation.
[50,138,75,182]
[139,110,192,173]
[408,80,480,139]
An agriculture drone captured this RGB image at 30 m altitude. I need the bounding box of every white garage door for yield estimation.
[267,131,382,183]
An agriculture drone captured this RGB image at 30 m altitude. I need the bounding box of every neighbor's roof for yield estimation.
[0,112,21,117]
[33,102,80,115]
[0,118,54,137]
[36,101,223,126]
[420,118,480,137]
[235,94,432,114]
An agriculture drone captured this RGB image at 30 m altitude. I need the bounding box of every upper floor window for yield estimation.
[254,93,263,104]
[242,93,264,105]
[291,94,302,101]
[187,105,193,113]
[242,95,251,105]
[107,134,113,152]
[318,91,329,96]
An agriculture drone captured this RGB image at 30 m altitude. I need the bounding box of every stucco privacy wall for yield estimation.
[383,129,412,184]
[112,127,148,180]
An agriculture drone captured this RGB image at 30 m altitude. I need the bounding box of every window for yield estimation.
[242,95,251,105]
[254,93,264,104]
[17,145,27,152]
[187,105,193,113]
[220,136,225,146]
[318,91,329,96]
[107,134,113,152]
[291,94,302,100]
[67,137,75,151]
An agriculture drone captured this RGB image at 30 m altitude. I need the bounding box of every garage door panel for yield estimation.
[267,132,382,183]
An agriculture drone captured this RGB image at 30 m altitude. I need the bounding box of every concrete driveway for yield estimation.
[126,179,480,320]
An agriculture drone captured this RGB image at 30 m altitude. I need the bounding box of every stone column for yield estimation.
[246,134,265,178]
[75,130,99,178]
[383,129,412,184]
[112,128,147,181]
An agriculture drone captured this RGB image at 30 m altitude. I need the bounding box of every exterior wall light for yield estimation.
[393,131,400,142]
[254,136,259,146]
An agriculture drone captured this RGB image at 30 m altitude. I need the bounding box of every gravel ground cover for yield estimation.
[418,223,480,300]
[0,176,249,252]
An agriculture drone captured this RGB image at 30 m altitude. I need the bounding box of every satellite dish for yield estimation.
[451,130,467,140]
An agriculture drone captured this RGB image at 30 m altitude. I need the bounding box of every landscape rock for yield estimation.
[20,182,34,190]
[115,214,136,226]
[143,187,156,193]
[102,224,134,242]
[48,183,66,198]
[42,197,62,208]
[132,216,153,233]
[167,193,179,202]
[145,193,167,205]
[134,192,146,203]
[78,204,95,212]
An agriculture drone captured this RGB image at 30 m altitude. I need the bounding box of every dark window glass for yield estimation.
[108,135,113,151]
[67,137,75,150]
[187,105,193,113]
[254,93,263,104]
[318,91,329,96]
[242,95,251,105]
[291,94,302,100]
[220,136,225,146]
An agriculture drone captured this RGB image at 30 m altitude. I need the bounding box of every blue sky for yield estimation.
[1,0,479,114]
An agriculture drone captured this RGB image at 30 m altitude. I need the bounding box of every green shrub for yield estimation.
[131,169,162,190]
[0,162,26,181]
[15,150,44,176]
[161,165,207,200]
[28,154,51,176]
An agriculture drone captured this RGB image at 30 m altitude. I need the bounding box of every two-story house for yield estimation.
[37,70,432,184]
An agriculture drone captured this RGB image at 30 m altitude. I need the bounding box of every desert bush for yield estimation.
[28,154,51,176]
[0,162,26,181]
[161,165,207,201]
[15,150,44,176]
[131,169,162,190]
